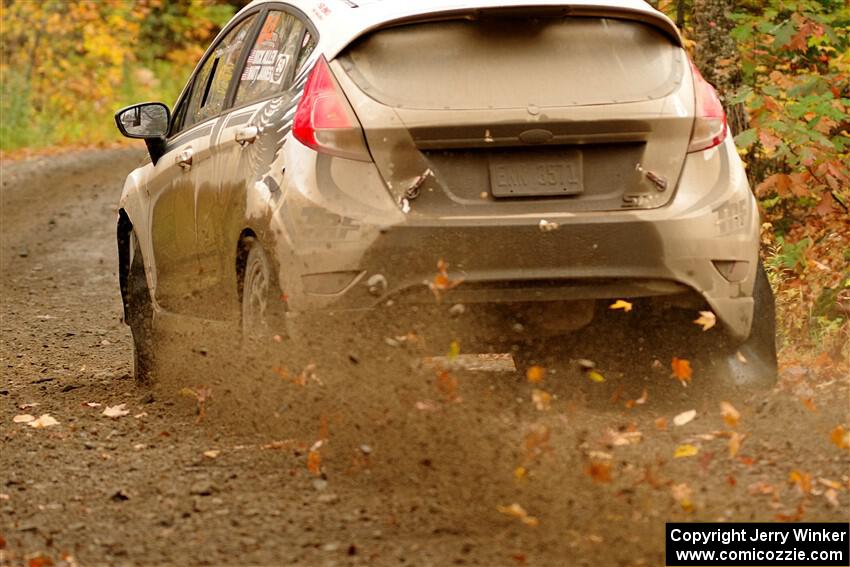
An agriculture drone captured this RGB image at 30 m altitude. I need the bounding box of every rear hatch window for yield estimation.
[340,17,679,110]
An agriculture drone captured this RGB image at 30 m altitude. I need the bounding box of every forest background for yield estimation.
[1,0,847,367]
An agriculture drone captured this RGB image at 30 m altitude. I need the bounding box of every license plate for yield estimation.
[489,151,583,197]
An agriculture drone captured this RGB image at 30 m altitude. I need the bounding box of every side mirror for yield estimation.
[114,102,170,164]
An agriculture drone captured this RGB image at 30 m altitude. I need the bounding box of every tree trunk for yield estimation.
[691,0,748,136]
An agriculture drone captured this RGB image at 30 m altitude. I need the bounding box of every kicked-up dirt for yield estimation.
[1,148,848,566]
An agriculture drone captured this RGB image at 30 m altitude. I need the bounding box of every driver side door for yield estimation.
[148,13,259,316]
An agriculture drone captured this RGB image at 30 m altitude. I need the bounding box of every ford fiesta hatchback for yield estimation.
[114,0,777,385]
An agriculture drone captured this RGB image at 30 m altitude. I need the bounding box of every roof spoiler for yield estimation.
[331,3,682,58]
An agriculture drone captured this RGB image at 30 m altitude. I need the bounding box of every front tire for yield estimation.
[127,231,156,384]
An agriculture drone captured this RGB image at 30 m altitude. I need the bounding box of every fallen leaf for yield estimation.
[674,444,699,458]
[720,401,740,427]
[800,397,817,412]
[587,370,605,383]
[13,414,35,423]
[531,389,552,411]
[446,340,460,362]
[671,483,693,511]
[693,310,716,331]
[525,365,546,384]
[830,425,850,449]
[625,388,648,409]
[203,450,220,459]
[824,489,840,507]
[789,470,812,494]
[775,502,806,522]
[27,554,53,567]
[609,299,633,312]
[728,432,744,457]
[428,259,464,302]
[735,350,748,364]
[18,402,39,410]
[522,424,551,464]
[673,409,697,427]
[83,402,101,408]
[497,503,539,527]
[818,477,843,491]
[307,442,323,476]
[436,369,459,401]
[748,482,776,496]
[738,456,755,467]
[605,429,643,446]
[671,358,693,385]
[414,400,439,412]
[102,404,129,418]
[29,414,59,428]
[655,417,668,431]
[585,460,612,484]
[514,466,527,481]
[179,386,212,422]
[538,219,560,232]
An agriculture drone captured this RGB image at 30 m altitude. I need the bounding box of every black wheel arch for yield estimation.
[117,209,133,324]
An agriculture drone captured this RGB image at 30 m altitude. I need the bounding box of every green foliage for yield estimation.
[728,1,849,213]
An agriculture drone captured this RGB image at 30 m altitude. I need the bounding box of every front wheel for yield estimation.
[127,231,156,384]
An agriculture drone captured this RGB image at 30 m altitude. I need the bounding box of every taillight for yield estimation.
[293,56,371,161]
[687,59,727,153]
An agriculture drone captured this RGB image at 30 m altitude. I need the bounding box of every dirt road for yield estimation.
[1,149,848,566]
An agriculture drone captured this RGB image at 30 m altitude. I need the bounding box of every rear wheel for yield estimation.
[713,261,778,388]
[241,239,273,340]
[127,231,156,384]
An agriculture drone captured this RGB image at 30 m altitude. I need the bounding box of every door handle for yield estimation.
[176,148,193,170]
[235,125,260,146]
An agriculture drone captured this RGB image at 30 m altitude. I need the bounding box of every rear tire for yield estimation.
[241,239,273,340]
[714,261,778,388]
[127,232,156,384]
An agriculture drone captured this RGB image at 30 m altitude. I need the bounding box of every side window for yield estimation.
[295,30,317,74]
[233,11,310,107]
[184,15,257,129]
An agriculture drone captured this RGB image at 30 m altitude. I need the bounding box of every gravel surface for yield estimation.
[1,148,848,566]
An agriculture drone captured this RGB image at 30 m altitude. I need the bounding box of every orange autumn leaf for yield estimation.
[655,417,669,431]
[585,460,612,484]
[436,369,459,401]
[526,365,546,384]
[307,449,322,476]
[830,425,850,449]
[789,470,812,494]
[775,502,806,522]
[429,259,463,301]
[671,357,693,385]
[609,299,633,312]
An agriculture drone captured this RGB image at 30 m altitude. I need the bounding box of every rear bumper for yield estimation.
[272,137,759,342]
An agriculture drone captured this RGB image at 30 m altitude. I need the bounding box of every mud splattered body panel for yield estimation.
[117,0,762,347]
